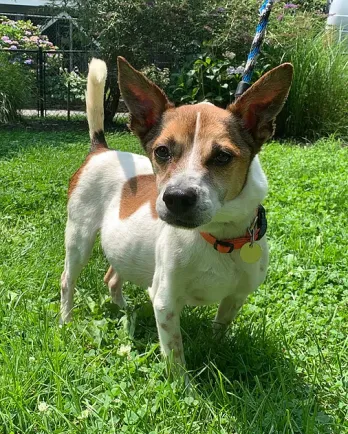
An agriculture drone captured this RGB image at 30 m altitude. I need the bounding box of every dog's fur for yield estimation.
[61,57,293,369]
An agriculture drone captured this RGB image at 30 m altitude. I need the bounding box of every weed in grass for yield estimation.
[0,128,347,433]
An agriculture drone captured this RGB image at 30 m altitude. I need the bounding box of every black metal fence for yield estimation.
[0,47,97,119]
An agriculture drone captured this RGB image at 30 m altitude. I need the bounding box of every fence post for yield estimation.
[38,47,44,118]
[67,79,71,121]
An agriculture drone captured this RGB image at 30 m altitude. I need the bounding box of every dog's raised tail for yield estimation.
[86,58,108,151]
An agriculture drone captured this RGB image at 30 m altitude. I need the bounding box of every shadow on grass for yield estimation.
[182,309,336,433]
[0,117,129,159]
[102,300,336,433]
[0,115,129,133]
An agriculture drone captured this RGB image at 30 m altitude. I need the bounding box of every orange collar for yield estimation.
[200,229,260,253]
[200,205,267,254]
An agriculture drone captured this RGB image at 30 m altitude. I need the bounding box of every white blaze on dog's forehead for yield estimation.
[187,111,202,170]
[193,111,201,146]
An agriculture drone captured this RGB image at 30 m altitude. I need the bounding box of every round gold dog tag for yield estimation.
[240,243,262,264]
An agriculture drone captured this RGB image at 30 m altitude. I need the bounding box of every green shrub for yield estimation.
[141,64,170,92]
[169,51,244,106]
[275,32,348,139]
[45,67,87,108]
[0,15,60,120]
[0,54,33,123]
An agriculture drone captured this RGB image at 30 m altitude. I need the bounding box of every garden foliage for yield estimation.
[0,16,57,122]
[0,15,57,55]
[0,53,32,123]
[275,31,348,139]
[0,15,90,121]
[3,0,346,139]
[51,0,344,139]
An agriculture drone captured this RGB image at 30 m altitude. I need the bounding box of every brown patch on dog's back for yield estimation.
[119,174,158,220]
[166,311,175,321]
[68,148,109,198]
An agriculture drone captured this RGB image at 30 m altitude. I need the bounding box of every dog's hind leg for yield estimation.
[61,58,110,324]
[103,266,126,308]
[60,220,98,323]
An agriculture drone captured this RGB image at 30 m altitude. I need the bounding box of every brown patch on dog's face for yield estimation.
[119,174,158,220]
[148,103,253,204]
[68,148,109,198]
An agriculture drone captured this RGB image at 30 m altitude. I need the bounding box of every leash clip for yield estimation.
[248,215,258,246]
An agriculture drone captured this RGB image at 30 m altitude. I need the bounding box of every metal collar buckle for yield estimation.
[213,239,234,253]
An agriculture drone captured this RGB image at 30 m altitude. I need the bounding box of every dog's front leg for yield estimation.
[213,294,246,335]
[149,274,185,368]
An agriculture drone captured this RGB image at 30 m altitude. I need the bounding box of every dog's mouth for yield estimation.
[159,213,204,229]
[169,218,199,229]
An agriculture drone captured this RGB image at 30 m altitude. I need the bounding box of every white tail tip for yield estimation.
[88,58,107,85]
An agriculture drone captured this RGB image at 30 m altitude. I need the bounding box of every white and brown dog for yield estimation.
[61,57,293,370]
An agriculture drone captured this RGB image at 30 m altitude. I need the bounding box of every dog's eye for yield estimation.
[213,151,233,166]
[154,146,171,162]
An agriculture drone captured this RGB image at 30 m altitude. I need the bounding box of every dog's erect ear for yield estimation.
[117,56,172,141]
[228,63,293,151]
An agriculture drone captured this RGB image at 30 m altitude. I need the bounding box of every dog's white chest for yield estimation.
[179,253,245,305]
[155,229,267,307]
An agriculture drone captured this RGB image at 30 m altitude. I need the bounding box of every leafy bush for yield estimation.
[262,3,327,65]
[169,51,245,106]
[45,67,87,108]
[141,64,170,92]
[0,53,33,123]
[48,0,339,136]
[49,0,260,120]
[0,15,60,120]
[275,32,348,139]
[252,2,348,139]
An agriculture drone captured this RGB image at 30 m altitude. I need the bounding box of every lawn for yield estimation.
[0,124,347,434]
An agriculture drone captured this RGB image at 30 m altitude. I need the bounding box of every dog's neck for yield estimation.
[199,156,268,240]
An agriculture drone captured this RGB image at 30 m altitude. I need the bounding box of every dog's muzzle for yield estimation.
[160,186,201,228]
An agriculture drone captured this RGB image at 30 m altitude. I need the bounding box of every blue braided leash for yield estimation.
[234,0,275,100]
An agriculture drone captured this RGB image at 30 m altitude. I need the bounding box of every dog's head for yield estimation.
[118,57,293,229]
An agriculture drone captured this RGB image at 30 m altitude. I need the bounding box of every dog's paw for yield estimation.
[212,320,228,339]
[111,293,127,309]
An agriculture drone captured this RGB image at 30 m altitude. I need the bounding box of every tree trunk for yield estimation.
[104,58,120,125]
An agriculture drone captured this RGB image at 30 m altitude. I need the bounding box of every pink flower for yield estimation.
[284,3,298,8]
[9,45,17,50]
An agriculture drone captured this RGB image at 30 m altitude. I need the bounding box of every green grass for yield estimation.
[0,126,347,433]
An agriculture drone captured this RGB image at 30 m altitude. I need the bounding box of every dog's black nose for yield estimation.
[163,187,197,214]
